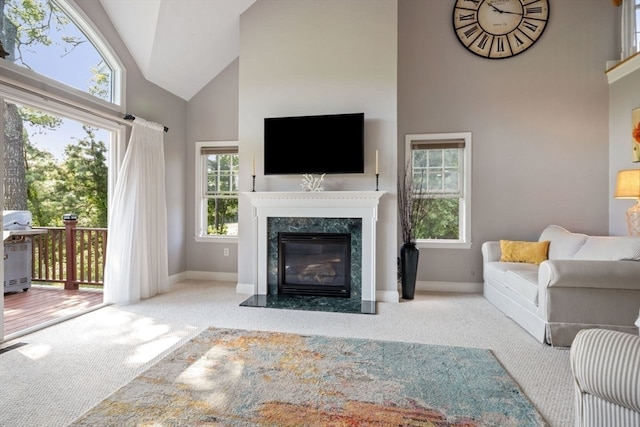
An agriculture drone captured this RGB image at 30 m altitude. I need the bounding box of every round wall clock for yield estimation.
[453,0,550,59]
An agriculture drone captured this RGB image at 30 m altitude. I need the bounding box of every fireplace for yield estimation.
[278,232,351,298]
[242,191,384,314]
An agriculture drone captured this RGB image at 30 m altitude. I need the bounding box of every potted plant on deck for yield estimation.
[397,163,430,300]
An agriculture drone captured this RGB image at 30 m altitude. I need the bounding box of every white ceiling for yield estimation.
[99,0,255,101]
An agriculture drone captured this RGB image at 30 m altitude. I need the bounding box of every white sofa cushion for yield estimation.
[504,265,540,304]
[538,225,588,260]
[573,236,640,261]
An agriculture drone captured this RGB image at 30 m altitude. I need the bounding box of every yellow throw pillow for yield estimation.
[499,240,550,265]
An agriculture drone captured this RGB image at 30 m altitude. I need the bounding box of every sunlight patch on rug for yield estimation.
[71,328,548,426]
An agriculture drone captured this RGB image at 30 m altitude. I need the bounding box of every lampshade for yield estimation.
[615,169,640,236]
[614,169,640,199]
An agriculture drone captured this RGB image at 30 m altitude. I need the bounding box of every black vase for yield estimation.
[400,242,419,300]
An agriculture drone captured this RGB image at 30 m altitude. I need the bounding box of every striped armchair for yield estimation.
[570,329,640,427]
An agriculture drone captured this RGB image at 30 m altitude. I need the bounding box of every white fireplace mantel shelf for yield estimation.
[244,191,385,208]
[243,191,386,308]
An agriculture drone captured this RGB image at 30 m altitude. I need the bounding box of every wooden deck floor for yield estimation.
[4,286,103,337]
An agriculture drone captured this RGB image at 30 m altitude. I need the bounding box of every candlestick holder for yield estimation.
[375,173,379,191]
[252,175,256,192]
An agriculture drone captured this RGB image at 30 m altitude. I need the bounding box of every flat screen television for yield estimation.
[264,112,364,175]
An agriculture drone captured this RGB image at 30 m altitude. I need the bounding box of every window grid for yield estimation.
[205,153,239,196]
[636,0,640,51]
[412,148,462,198]
[199,148,239,237]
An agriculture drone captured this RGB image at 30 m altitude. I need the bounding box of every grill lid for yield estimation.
[3,210,33,230]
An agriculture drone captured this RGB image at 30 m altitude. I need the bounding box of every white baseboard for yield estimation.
[168,271,189,285]
[236,283,255,295]
[376,289,400,303]
[415,280,483,293]
[174,271,239,283]
[172,273,481,299]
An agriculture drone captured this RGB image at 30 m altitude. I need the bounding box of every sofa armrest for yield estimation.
[481,241,501,263]
[570,329,640,414]
[539,259,640,290]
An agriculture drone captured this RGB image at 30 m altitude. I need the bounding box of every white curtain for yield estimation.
[104,118,169,304]
[621,0,637,60]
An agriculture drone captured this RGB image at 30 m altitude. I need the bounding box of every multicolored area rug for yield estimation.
[71,328,548,426]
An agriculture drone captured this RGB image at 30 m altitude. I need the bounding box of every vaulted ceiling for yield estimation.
[99,0,255,101]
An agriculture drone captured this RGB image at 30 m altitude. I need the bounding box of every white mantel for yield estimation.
[243,191,385,305]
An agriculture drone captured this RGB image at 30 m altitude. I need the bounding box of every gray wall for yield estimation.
[186,59,240,273]
[84,0,632,290]
[75,2,189,276]
[12,1,624,291]
[236,0,399,298]
[398,0,617,284]
[186,0,621,289]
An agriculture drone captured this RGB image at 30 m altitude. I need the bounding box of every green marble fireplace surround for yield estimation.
[241,191,384,314]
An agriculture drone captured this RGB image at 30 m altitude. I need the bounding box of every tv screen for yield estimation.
[264,112,364,175]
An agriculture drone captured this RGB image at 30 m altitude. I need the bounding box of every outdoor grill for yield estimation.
[3,210,46,294]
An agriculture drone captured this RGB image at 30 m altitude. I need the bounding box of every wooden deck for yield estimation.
[4,286,103,337]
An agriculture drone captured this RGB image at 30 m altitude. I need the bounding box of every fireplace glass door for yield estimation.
[278,232,351,298]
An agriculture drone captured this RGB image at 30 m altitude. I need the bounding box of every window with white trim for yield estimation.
[635,0,640,51]
[0,0,124,107]
[406,133,472,249]
[195,141,239,241]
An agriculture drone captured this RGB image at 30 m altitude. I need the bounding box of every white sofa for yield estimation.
[570,328,640,427]
[482,225,640,347]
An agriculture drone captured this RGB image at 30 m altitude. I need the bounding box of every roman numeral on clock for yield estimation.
[522,21,539,32]
[513,34,525,47]
[464,25,480,39]
[477,33,489,49]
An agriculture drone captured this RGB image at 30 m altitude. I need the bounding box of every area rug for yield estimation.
[71,328,548,426]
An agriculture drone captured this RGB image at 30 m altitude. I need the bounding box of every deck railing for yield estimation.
[31,217,107,289]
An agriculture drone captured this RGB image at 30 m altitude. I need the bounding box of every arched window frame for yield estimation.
[0,0,126,113]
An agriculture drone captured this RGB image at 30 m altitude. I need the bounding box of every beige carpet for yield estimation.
[0,280,573,426]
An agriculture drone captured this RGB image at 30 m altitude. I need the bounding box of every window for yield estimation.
[3,97,115,228]
[635,0,640,51]
[405,133,472,249]
[0,0,124,107]
[195,141,239,241]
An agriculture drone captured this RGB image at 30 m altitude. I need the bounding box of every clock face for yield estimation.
[453,0,550,59]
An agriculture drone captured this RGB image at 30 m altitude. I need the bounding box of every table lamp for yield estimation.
[614,169,640,236]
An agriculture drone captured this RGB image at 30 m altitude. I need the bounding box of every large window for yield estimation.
[3,97,114,228]
[195,141,239,241]
[406,133,472,249]
[635,0,640,52]
[0,0,123,107]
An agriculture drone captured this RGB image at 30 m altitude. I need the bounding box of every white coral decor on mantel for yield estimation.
[301,173,325,192]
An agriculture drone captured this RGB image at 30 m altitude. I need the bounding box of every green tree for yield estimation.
[25,136,60,226]
[207,153,238,235]
[55,126,108,227]
[414,198,459,240]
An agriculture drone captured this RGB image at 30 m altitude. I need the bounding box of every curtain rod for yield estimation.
[124,114,169,133]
